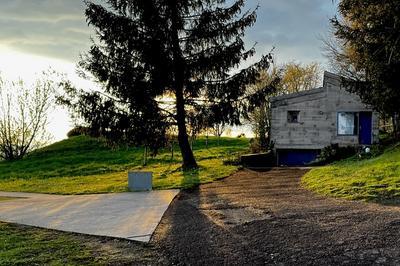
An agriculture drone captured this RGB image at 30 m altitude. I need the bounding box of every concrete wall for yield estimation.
[271,87,330,149]
[270,72,378,150]
[325,76,379,147]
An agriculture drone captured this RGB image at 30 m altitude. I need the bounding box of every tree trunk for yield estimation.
[393,113,400,140]
[170,139,174,161]
[143,146,148,166]
[169,2,198,169]
[176,87,198,169]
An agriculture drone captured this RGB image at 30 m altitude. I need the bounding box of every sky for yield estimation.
[0,0,338,141]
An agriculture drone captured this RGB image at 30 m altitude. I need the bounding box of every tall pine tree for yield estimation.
[77,0,271,169]
[329,0,400,137]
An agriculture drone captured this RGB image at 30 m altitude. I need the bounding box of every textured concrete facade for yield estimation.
[271,72,379,150]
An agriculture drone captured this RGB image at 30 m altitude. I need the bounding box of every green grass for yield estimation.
[0,135,248,194]
[0,222,159,265]
[302,143,400,203]
[0,197,18,202]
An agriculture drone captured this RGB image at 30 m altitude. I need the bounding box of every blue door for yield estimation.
[278,150,319,166]
[359,112,372,145]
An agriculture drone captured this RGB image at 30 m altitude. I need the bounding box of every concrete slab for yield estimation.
[0,190,179,242]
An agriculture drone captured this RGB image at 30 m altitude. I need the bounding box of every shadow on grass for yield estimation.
[0,196,23,202]
[182,168,200,189]
[157,164,182,180]
[364,191,400,206]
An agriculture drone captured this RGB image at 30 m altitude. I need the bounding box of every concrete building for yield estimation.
[270,71,379,166]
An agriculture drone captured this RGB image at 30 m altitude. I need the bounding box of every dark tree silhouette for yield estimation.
[75,0,272,169]
[328,0,400,137]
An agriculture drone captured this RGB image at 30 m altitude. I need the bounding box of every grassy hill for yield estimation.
[0,135,249,194]
[302,143,400,204]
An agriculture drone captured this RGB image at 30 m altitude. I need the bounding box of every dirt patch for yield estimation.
[201,206,272,227]
[152,168,400,265]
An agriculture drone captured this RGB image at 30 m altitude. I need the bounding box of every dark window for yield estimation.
[337,112,358,135]
[287,111,300,123]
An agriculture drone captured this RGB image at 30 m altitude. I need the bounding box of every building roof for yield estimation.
[270,71,341,103]
[270,86,325,103]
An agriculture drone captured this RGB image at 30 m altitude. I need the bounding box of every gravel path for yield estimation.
[152,168,400,265]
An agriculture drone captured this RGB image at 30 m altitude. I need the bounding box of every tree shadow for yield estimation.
[181,167,200,189]
[151,188,239,265]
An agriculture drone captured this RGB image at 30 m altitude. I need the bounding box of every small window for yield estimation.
[338,112,358,135]
[287,111,300,123]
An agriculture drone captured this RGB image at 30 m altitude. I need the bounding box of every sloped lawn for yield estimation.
[0,136,248,194]
[302,143,400,203]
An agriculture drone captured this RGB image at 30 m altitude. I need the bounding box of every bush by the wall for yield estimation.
[311,144,357,165]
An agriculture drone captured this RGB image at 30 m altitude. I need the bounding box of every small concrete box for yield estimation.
[128,171,153,191]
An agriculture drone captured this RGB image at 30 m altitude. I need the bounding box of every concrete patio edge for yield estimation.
[0,190,180,242]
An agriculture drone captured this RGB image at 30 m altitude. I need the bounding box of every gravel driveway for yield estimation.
[152,168,400,265]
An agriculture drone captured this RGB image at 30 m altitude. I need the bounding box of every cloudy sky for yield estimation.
[0,0,337,140]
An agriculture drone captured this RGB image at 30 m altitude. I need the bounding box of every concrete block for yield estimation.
[128,171,152,191]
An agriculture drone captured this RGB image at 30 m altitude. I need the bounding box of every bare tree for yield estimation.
[0,73,56,160]
[211,122,226,146]
[281,62,321,94]
[246,62,320,152]
[211,123,224,138]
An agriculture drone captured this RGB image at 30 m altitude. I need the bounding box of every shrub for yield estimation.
[237,133,246,138]
[311,144,357,165]
[249,138,261,153]
[67,126,90,138]
[357,144,384,159]
[248,138,272,153]
[222,152,243,166]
